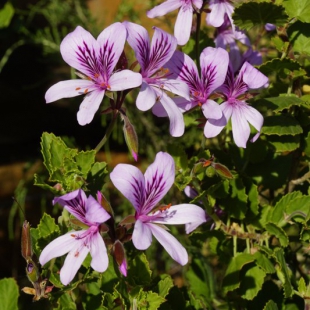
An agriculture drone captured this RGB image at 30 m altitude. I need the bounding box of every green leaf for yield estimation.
[257,96,304,113]
[287,21,310,55]
[222,253,255,294]
[258,58,303,77]
[167,143,188,170]
[254,251,276,274]
[36,213,60,239]
[240,265,266,300]
[155,274,174,298]
[0,3,14,28]
[262,115,303,135]
[233,2,287,30]
[265,223,289,247]
[267,135,300,152]
[87,161,108,192]
[127,253,152,286]
[298,277,307,296]
[283,0,310,23]
[263,300,279,310]
[75,150,96,175]
[286,195,310,223]
[0,278,19,310]
[136,290,165,310]
[56,293,76,310]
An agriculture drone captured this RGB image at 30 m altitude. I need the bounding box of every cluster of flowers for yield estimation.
[41,0,270,285]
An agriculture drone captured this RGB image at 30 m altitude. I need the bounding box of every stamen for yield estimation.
[159,203,172,212]
[71,234,76,238]
[94,73,100,78]
[74,251,79,257]
[75,87,81,91]
[84,89,88,94]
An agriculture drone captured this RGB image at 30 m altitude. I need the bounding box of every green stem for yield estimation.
[94,113,118,153]
[233,235,237,257]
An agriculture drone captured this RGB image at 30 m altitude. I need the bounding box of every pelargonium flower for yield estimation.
[161,47,228,123]
[123,22,190,137]
[204,62,268,148]
[110,152,206,265]
[39,189,111,285]
[206,0,234,28]
[147,0,203,46]
[45,23,142,125]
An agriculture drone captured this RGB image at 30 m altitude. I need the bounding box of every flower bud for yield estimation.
[113,240,127,277]
[122,115,139,161]
[21,221,33,260]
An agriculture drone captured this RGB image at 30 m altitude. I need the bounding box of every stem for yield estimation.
[233,235,237,257]
[94,112,118,153]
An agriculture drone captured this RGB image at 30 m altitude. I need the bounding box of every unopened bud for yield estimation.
[21,221,33,260]
[113,240,127,277]
[97,191,114,216]
[122,115,138,161]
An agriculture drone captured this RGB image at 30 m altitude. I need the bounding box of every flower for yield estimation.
[123,21,190,137]
[39,189,111,285]
[206,0,234,28]
[204,62,268,148]
[45,23,142,125]
[162,47,228,123]
[147,0,203,46]
[110,152,206,265]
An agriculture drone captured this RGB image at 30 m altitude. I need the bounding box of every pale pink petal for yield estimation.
[132,220,153,250]
[77,89,105,125]
[200,47,229,94]
[123,21,150,73]
[152,97,194,116]
[119,259,127,277]
[152,204,206,229]
[143,152,175,214]
[202,99,222,120]
[147,0,182,18]
[45,80,94,103]
[241,62,268,90]
[110,164,146,211]
[109,70,142,91]
[90,233,109,272]
[85,195,111,224]
[60,26,100,77]
[60,240,89,285]
[148,223,188,265]
[97,22,126,77]
[174,5,193,46]
[231,104,251,148]
[193,0,203,9]
[39,232,77,266]
[136,82,157,111]
[148,27,177,76]
[155,92,185,137]
[207,0,234,28]
[162,79,190,100]
[242,104,264,132]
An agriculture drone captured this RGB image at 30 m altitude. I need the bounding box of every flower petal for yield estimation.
[77,89,105,125]
[200,47,229,94]
[207,0,234,28]
[97,22,126,78]
[241,62,268,90]
[147,0,181,18]
[231,103,251,148]
[90,233,109,272]
[161,79,190,100]
[110,164,146,212]
[85,195,111,224]
[60,239,89,285]
[174,5,193,46]
[60,26,100,78]
[136,82,157,111]
[109,70,142,91]
[242,104,264,132]
[155,93,185,137]
[202,99,222,120]
[132,219,153,250]
[143,152,175,214]
[148,223,188,265]
[45,80,94,103]
[123,21,151,74]
[39,232,79,266]
[148,27,177,76]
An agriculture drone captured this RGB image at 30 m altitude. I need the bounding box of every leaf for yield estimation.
[0,278,19,310]
[167,143,188,170]
[155,274,174,298]
[262,115,303,135]
[136,290,165,310]
[74,150,96,176]
[287,21,310,55]
[298,277,307,296]
[233,2,287,30]
[256,96,304,113]
[286,195,310,223]
[240,265,266,300]
[258,58,303,76]
[0,3,14,28]
[222,253,255,294]
[283,0,310,23]
[265,223,289,247]
[36,213,60,239]
[263,300,279,310]
[254,251,276,274]
[267,135,300,152]
[127,253,152,286]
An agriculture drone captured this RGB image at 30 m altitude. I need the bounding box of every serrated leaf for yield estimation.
[298,277,307,296]
[0,278,19,310]
[167,143,188,170]
[222,253,255,294]
[287,21,310,55]
[233,2,287,30]
[283,0,310,23]
[36,213,60,239]
[56,293,76,310]
[267,135,300,152]
[265,223,289,246]
[156,274,174,298]
[258,58,303,76]
[254,251,276,274]
[262,115,303,135]
[263,300,279,310]
[34,174,62,194]
[75,150,96,176]
[136,290,165,310]
[127,253,152,286]
[257,96,304,112]
[244,178,259,218]
[240,265,266,300]
[87,161,108,192]
[286,195,310,223]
